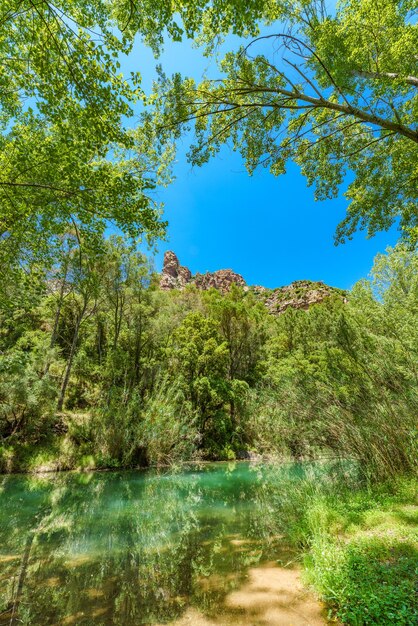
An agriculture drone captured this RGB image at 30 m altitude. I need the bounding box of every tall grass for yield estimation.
[257,463,418,625]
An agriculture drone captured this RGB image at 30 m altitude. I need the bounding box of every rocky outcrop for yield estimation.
[253,280,346,315]
[160,251,245,294]
[160,251,192,290]
[159,251,346,312]
[194,269,246,293]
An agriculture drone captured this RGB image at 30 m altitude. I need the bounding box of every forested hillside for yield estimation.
[1,238,416,479]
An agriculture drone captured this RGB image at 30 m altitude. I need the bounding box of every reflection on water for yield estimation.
[0,462,331,625]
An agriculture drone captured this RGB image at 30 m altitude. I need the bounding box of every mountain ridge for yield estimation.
[159,251,347,314]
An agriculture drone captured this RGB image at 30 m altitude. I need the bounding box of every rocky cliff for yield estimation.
[159,251,192,290]
[159,251,346,313]
[160,251,245,294]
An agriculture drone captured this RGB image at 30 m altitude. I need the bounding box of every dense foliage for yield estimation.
[0,0,172,273]
[2,0,416,269]
[150,0,418,243]
[0,241,416,479]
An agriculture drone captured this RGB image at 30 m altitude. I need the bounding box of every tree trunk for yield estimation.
[43,267,69,376]
[57,303,86,412]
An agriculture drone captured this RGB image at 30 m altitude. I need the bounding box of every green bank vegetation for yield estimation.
[302,479,418,625]
[249,464,417,625]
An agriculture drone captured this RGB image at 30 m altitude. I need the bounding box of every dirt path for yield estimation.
[158,558,329,626]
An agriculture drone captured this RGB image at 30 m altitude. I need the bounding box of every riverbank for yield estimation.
[284,475,418,625]
[0,426,291,474]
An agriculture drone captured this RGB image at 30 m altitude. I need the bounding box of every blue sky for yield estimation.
[126,32,399,291]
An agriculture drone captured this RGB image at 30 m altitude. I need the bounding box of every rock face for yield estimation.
[159,251,346,313]
[160,251,245,294]
[160,251,192,290]
[194,269,246,293]
[254,280,346,315]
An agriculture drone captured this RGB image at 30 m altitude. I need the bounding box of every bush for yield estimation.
[92,380,198,467]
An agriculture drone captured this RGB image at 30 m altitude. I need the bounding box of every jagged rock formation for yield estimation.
[159,251,346,313]
[159,251,192,290]
[194,269,246,293]
[160,251,245,294]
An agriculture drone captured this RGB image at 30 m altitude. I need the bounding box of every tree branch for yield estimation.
[353,69,418,89]
[0,181,91,195]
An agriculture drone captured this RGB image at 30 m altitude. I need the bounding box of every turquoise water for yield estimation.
[0,461,328,625]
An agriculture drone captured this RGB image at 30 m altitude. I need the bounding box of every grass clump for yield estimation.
[295,477,418,625]
[310,537,417,625]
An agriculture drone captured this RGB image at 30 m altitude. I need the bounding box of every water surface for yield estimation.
[0,462,329,625]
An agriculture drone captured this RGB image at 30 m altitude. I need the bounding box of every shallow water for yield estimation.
[0,462,330,625]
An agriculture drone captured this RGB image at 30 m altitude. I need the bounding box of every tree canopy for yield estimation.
[0,0,172,267]
[2,0,416,261]
[149,0,418,242]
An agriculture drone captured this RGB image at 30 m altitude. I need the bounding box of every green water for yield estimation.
[0,461,328,625]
